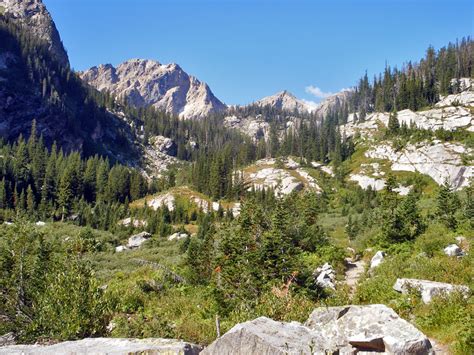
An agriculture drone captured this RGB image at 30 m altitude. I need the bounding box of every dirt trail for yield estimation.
[344,258,366,297]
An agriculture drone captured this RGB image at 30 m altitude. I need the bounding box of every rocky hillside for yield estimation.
[0,1,141,161]
[0,0,68,66]
[342,79,474,192]
[224,89,352,141]
[80,59,227,120]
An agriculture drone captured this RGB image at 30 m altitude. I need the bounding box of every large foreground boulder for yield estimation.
[393,278,470,304]
[305,305,433,354]
[203,305,433,354]
[0,338,201,354]
[201,317,327,355]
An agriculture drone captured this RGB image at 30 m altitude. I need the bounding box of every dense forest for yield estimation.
[348,37,473,119]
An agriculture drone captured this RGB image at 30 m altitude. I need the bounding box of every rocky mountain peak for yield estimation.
[0,0,68,66]
[80,59,227,119]
[254,90,317,113]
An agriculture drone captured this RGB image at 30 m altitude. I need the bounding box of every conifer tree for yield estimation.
[436,179,459,230]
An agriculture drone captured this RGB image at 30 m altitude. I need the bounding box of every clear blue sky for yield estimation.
[44,0,473,105]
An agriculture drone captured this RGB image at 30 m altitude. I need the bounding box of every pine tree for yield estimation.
[0,178,7,209]
[58,167,74,221]
[26,185,36,216]
[436,179,459,230]
[387,109,400,135]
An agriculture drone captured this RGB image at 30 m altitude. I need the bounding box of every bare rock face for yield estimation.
[142,135,181,179]
[393,278,470,304]
[242,158,321,197]
[366,141,473,190]
[254,90,317,113]
[80,59,227,119]
[0,0,68,66]
[0,337,202,354]
[312,89,353,118]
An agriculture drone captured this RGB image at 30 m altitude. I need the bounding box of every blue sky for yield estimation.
[44,0,473,105]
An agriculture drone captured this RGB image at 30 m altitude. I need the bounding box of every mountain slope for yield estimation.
[0,0,68,66]
[80,59,227,119]
[0,7,138,161]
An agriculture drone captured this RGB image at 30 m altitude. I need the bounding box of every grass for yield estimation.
[352,223,473,354]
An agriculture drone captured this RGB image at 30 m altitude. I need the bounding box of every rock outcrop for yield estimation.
[365,141,473,190]
[203,304,433,354]
[80,59,227,119]
[0,0,68,66]
[242,158,321,196]
[393,278,470,304]
[224,114,270,141]
[0,337,201,355]
[142,135,181,179]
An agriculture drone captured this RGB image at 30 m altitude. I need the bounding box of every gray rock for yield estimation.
[305,304,433,354]
[168,232,189,241]
[127,231,152,249]
[0,337,201,354]
[314,262,335,289]
[0,332,15,346]
[370,251,386,269]
[115,245,128,253]
[0,0,69,66]
[80,59,227,120]
[204,305,433,354]
[393,278,470,304]
[444,244,463,257]
[201,317,330,355]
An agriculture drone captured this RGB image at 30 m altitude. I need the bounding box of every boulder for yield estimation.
[168,232,189,241]
[201,317,328,355]
[204,305,433,354]
[443,244,463,257]
[0,337,201,355]
[35,221,46,226]
[127,231,152,249]
[115,245,128,253]
[370,251,386,269]
[393,278,470,304]
[305,304,433,354]
[314,263,335,289]
[0,332,15,346]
